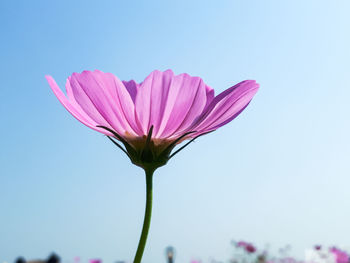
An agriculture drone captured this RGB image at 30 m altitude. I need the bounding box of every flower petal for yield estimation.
[45,75,111,136]
[163,76,212,138]
[205,85,215,108]
[134,70,212,138]
[134,70,173,135]
[122,79,140,103]
[192,80,259,134]
[67,70,142,136]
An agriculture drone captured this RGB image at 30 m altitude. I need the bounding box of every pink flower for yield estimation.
[236,241,248,248]
[245,243,257,253]
[236,240,256,253]
[314,245,322,250]
[330,247,349,263]
[89,259,102,263]
[46,69,259,170]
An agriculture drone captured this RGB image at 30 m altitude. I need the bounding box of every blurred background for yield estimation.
[1,0,349,262]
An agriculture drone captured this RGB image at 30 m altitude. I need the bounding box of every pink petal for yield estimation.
[134,70,173,135]
[164,76,212,138]
[67,70,142,136]
[122,79,140,103]
[192,80,259,134]
[134,70,211,138]
[205,85,215,108]
[45,75,111,136]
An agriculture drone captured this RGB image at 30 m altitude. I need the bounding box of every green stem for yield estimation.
[133,168,154,263]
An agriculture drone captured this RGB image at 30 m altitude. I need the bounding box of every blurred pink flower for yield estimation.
[245,243,257,253]
[236,241,248,248]
[236,240,256,253]
[314,245,322,250]
[46,69,259,169]
[89,259,102,263]
[330,247,349,263]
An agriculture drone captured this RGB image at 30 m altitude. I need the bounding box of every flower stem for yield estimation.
[133,168,154,263]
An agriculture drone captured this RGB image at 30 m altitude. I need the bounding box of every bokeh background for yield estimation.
[1,0,349,262]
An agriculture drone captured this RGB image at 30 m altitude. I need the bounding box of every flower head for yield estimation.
[236,241,248,248]
[46,69,259,170]
[245,243,257,253]
[314,245,322,250]
[330,247,349,263]
[236,240,257,253]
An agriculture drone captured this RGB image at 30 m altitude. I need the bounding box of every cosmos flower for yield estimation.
[46,69,259,263]
[46,69,258,171]
[236,241,257,253]
[330,247,349,263]
[245,244,257,253]
[236,241,248,247]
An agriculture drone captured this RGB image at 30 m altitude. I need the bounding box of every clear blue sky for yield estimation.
[1,0,349,262]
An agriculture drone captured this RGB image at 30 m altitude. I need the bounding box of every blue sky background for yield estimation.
[1,0,350,262]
